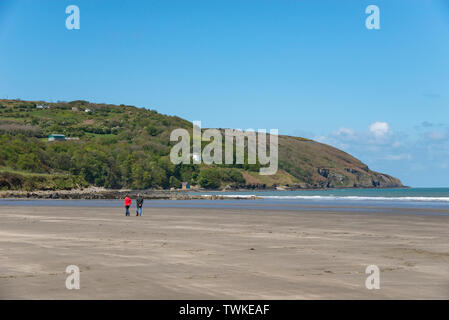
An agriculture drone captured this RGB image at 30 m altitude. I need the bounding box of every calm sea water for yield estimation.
[192,187,449,202]
[1,188,449,216]
[188,188,449,212]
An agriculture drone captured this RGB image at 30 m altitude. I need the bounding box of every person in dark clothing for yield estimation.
[136,194,144,216]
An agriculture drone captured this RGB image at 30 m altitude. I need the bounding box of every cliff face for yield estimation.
[276,135,403,188]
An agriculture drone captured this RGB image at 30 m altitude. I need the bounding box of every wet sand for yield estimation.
[1,204,448,299]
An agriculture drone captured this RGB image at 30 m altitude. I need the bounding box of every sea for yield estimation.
[194,187,449,204]
[1,188,449,216]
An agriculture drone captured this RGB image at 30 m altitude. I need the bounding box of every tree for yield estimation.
[16,153,43,172]
[169,176,181,188]
[198,169,221,189]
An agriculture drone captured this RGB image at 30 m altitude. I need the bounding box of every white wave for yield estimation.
[201,194,449,202]
[261,195,449,202]
[201,194,257,198]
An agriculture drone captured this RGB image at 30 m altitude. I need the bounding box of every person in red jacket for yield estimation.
[124,195,132,216]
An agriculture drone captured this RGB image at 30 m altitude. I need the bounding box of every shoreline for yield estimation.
[0,186,411,200]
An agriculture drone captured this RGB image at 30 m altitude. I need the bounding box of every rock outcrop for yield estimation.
[276,135,403,188]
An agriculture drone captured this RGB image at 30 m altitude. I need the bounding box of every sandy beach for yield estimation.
[1,202,448,299]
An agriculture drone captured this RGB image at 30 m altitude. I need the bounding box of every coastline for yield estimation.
[0,187,227,200]
[0,185,411,200]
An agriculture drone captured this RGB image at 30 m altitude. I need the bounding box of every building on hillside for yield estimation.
[36,104,49,109]
[84,108,92,113]
[48,134,66,141]
[182,182,190,190]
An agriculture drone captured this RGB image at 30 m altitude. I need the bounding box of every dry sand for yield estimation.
[0,204,448,299]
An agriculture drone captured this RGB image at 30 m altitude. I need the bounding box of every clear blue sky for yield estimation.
[1,0,448,187]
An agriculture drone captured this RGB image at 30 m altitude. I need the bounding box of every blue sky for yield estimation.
[0,0,448,187]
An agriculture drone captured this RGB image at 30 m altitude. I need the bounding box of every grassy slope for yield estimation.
[0,168,88,191]
[0,99,403,190]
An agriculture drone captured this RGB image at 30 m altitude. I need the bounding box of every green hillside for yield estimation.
[0,99,402,191]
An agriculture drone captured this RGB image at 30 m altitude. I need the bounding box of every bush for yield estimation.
[198,169,221,189]
[220,168,245,184]
[16,154,43,172]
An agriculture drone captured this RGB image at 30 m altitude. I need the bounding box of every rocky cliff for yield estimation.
[274,135,403,188]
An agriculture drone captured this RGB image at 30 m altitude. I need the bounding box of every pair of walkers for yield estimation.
[124,194,144,216]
